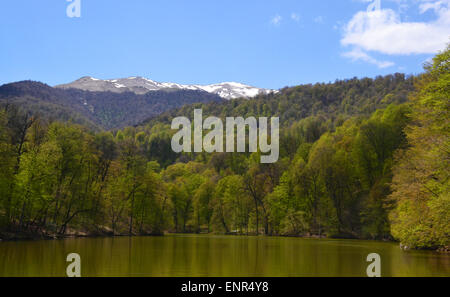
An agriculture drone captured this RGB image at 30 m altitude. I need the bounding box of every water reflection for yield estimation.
[0,235,448,277]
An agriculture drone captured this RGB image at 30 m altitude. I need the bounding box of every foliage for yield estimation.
[389,46,450,250]
[0,67,447,251]
[0,81,223,130]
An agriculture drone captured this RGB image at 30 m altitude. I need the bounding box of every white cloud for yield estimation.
[291,13,300,22]
[343,47,395,68]
[270,14,282,26]
[341,0,450,55]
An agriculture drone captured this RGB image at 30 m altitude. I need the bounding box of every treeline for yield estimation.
[147,72,414,127]
[0,49,448,250]
[0,100,410,240]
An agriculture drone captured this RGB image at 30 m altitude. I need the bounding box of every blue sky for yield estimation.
[0,0,449,89]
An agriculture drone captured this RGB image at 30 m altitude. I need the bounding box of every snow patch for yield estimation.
[64,76,278,100]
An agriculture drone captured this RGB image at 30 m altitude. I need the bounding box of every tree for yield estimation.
[193,178,216,232]
[389,46,450,250]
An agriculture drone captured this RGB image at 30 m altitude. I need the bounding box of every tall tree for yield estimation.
[389,46,449,250]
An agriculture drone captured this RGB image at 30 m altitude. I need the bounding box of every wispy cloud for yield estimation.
[270,14,282,26]
[343,47,395,68]
[291,13,300,22]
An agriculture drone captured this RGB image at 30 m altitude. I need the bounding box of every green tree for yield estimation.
[389,46,450,250]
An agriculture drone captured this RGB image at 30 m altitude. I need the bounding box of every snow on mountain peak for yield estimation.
[56,76,277,100]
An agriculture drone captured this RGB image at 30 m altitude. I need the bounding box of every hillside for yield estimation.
[145,73,415,126]
[0,81,223,130]
[0,74,414,132]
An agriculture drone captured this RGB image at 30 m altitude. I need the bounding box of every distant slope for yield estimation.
[0,81,99,129]
[0,74,415,131]
[144,73,415,126]
[0,80,223,130]
[56,76,276,100]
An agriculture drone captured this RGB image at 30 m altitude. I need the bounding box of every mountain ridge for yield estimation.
[0,80,223,130]
[55,76,277,100]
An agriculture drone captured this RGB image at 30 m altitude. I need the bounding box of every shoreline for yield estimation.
[1,229,448,253]
[0,229,163,242]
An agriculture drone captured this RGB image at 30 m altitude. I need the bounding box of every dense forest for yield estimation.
[0,81,222,130]
[0,48,448,251]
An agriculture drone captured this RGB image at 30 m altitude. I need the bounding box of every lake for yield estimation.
[0,234,448,277]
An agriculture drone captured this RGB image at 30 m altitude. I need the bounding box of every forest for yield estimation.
[0,47,448,251]
[0,81,223,130]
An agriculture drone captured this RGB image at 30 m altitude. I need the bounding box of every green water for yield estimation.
[0,234,448,277]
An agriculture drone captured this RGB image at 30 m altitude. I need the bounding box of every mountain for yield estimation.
[56,76,276,100]
[145,73,415,127]
[0,74,414,132]
[0,80,223,130]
